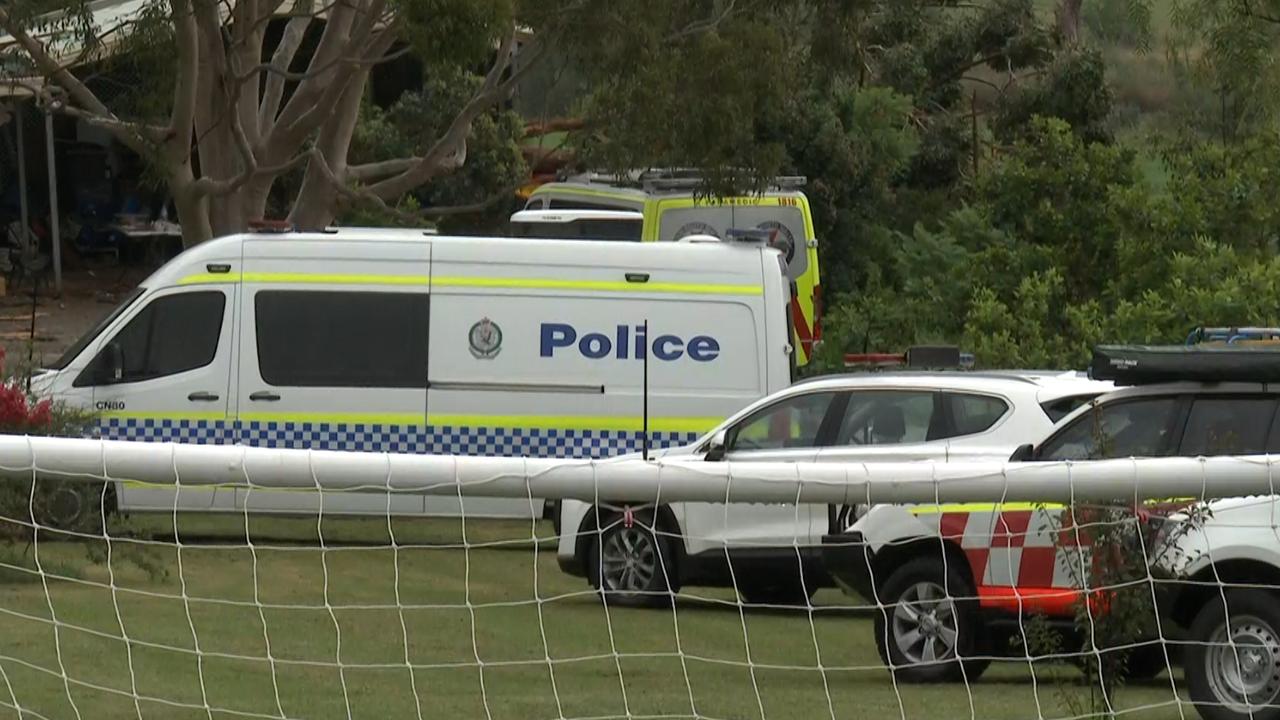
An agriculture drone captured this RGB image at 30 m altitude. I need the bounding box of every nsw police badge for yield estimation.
[468,318,502,359]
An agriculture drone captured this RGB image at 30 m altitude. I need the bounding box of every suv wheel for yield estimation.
[586,511,677,608]
[1188,589,1280,720]
[875,556,989,683]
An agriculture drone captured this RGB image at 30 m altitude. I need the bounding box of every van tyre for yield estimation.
[587,511,677,608]
[875,556,989,683]
[33,480,109,534]
[1187,589,1280,720]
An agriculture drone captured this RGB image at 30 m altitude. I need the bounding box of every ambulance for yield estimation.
[824,341,1280,698]
[30,227,793,524]
[520,171,823,365]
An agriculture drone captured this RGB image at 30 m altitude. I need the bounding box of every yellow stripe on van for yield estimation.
[239,412,426,425]
[431,276,761,296]
[178,272,760,296]
[102,411,230,421]
[427,414,719,434]
[908,502,1067,514]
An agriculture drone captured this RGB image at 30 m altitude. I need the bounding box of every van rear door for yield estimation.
[232,240,431,516]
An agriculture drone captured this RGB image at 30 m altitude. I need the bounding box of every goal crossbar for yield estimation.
[1,434,1278,505]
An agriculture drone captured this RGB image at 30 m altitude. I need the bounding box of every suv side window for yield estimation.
[75,291,225,386]
[728,392,837,452]
[945,393,1010,437]
[836,391,938,446]
[1179,397,1277,456]
[1039,398,1180,461]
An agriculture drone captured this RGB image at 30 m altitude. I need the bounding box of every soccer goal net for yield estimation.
[0,435,1276,720]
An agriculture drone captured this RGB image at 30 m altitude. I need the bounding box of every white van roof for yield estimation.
[510,209,644,224]
[140,228,778,290]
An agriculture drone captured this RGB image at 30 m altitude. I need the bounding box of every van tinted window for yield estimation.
[255,291,429,388]
[1180,397,1277,456]
[76,291,225,386]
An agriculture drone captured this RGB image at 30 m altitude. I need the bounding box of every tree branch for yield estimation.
[666,0,738,42]
[167,0,201,162]
[258,13,312,131]
[365,30,543,201]
[0,6,150,154]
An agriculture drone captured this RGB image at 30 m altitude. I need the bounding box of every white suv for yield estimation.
[555,371,1113,606]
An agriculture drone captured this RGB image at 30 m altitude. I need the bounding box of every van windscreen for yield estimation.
[47,287,146,370]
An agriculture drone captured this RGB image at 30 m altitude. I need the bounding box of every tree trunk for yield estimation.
[1056,0,1083,45]
[172,180,214,247]
[289,66,374,230]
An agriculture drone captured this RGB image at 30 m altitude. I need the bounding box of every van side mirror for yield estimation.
[1009,443,1034,462]
[102,342,124,383]
[704,430,728,462]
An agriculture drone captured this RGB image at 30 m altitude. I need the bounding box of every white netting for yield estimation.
[0,437,1276,720]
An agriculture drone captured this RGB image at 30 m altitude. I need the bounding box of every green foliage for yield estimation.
[347,68,527,229]
[1169,0,1280,140]
[994,50,1115,143]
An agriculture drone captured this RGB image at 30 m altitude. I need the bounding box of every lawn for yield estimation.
[0,515,1194,720]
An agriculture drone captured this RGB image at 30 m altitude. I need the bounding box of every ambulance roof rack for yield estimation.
[1091,343,1280,385]
[553,169,807,193]
[1186,326,1280,346]
[843,345,974,370]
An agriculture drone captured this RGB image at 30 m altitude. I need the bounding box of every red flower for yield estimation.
[0,383,29,429]
[28,399,51,428]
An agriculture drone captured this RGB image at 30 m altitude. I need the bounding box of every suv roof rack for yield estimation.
[1091,344,1280,385]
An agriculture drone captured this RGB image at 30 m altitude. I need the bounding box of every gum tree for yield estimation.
[0,0,819,246]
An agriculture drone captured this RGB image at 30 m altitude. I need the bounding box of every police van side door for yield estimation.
[83,284,237,511]
[233,241,430,516]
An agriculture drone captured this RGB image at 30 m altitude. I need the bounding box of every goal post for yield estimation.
[2,434,1280,720]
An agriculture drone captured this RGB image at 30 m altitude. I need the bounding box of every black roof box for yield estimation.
[1091,344,1280,385]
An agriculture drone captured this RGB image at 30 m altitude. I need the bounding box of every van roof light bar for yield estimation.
[248,219,294,233]
[843,346,973,370]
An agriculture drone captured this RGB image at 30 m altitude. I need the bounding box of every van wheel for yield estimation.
[874,556,989,683]
[1187,589,1280,720]
[35,480,110,534]
[587,511,677,608]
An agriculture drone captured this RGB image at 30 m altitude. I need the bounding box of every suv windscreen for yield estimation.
[1039,398,1180,461]
[728,392,837,451]
[1040,394,1102,423]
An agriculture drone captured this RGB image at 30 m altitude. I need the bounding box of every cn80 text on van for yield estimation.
[539,323,720,362]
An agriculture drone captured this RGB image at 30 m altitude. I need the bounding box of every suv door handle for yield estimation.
[187,391,220,402]
[249,391,281,402]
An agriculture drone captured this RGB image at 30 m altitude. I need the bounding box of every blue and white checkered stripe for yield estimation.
[99,418,699,458]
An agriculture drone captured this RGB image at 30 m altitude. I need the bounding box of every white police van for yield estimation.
[31,227,792,523]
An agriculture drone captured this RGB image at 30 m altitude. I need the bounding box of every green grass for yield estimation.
[0,516,1192,719]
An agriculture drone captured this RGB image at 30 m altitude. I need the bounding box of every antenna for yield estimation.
[642,319,650,461]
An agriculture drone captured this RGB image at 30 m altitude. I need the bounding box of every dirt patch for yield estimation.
[1,263,151,370]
